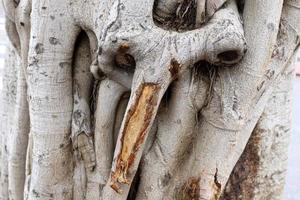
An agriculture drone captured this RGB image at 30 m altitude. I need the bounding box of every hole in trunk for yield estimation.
[115,53,136,72]
[217,50,240,63]
[114,45,136,73]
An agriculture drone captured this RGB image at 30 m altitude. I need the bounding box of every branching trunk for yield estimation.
[0,0,299,199]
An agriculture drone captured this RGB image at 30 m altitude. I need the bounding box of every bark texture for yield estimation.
[222,1,300,198]
[222,51,297,200]
[0,0,299,199]
[0,45,20,200]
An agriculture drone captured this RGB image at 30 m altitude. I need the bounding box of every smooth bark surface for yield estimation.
[0,0,299,199]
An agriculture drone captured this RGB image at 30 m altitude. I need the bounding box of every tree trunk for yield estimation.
[0,0,299,199]
[222,51,296,200]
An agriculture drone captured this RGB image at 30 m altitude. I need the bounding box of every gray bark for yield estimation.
[0,0,299,199]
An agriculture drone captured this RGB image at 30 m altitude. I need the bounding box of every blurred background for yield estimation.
[0,5,299,200]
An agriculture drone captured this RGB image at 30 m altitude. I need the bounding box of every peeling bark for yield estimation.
[111,83,160,191]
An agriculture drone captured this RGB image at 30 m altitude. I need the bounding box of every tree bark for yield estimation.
[222,50,297,200]
[0,0,299,199]
[0,45,20,200]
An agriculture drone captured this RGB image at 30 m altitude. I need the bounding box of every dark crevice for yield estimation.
[114,45,136,73]
[152,0,196,31]
[217,50,240,63]
[193,60,219,108]
[161,82,173,108]
[71,30,96,126]
[237,0,245,13]
[126,164,142,200]
[14,0,20,7]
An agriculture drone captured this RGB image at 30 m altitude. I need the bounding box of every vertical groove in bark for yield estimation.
[2,3,30,195]
[24,133,33,200]
[84,79,126,200]
[7,50,29,200]
[72,31,95,200]
[2,0,31,199]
